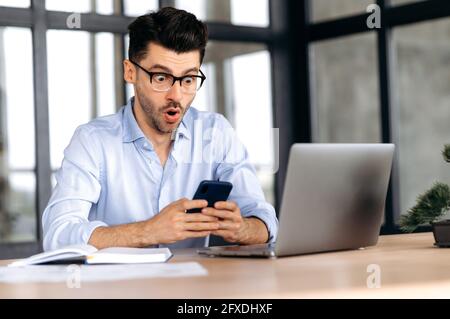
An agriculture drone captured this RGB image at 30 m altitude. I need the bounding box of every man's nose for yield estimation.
[166,80,183,102]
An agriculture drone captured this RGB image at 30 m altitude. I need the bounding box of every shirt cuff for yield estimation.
[246,213,278,244]
[81,220,109,245]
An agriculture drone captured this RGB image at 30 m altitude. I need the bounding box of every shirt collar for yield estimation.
[122,97,145,143]
[176,108,191,141]
[122,97,192,143]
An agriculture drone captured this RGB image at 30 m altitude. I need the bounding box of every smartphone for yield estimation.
[186,180,233,214]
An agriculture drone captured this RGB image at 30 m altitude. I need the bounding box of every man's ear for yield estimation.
[123,59,136,84]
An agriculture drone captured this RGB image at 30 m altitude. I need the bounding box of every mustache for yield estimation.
[161,102,182,112]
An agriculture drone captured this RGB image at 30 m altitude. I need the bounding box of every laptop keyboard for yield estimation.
[198,243,276,257]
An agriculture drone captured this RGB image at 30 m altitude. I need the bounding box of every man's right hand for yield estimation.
[143,198,219,245]
[89,198,218,249]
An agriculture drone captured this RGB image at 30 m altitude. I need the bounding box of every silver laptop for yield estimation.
[198,143,395,258]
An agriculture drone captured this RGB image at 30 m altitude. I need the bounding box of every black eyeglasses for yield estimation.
[130,60,206,94]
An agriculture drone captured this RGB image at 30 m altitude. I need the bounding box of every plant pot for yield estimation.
[432,220,450,247]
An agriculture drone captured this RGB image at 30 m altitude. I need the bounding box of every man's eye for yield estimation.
[154,74,167,82]
[182,77,195,85]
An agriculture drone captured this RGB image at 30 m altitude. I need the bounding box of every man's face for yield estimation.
[126,42,201,134]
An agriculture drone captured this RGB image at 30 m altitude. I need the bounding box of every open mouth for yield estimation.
[163,108,181,124]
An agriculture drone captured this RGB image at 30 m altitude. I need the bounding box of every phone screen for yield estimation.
[186,180,233,213]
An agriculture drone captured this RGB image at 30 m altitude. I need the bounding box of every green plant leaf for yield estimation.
[443,144,450,163]
[399,182,450,232]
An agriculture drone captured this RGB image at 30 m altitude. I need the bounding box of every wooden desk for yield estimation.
[1,233,450,298]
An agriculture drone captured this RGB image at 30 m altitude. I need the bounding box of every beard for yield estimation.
[135,84,188,134]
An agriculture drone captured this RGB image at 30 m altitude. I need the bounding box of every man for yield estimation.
[42,7,278,251]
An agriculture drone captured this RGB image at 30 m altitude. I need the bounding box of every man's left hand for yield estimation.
[201,201,268,245]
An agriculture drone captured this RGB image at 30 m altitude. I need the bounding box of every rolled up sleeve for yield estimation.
[42,126,107,251]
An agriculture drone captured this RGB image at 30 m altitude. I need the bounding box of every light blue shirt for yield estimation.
[42,98,278,251]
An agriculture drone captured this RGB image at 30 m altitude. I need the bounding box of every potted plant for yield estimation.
[400,145,450,247]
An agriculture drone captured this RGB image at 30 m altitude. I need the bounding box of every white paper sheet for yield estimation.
[0,262,208,283]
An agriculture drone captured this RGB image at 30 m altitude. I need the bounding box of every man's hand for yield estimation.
[144,198,220,245]
[201,201,269,245]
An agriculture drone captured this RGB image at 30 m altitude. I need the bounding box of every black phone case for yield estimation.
[186,180,233,213]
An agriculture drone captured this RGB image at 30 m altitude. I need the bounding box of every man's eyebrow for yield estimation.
[149,64,172,73]
[182,67,199,75]
[149,64,199,75]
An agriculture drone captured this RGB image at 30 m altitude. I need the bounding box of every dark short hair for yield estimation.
[128,7,208,64]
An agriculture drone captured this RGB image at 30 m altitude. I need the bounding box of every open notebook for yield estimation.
[9,245,172,267]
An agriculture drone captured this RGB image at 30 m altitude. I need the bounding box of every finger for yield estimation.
[214,201,237,211]
[183,231,212,238]
[217,220,240,231]
[184,213,219,223]
[178,199,208,211]
[202,208,239,221]
[184,222,220,231]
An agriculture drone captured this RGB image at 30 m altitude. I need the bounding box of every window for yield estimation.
[230,49,275,205]
[47,30,117,171]
[47,30,92,170]
[0,0,29,8]
[311,33,381,143]
[393,18,450,217]
[201,42,275,204]
[96,1,114,15]
[46,0,92,13]
[175,0,269,27]
[124,0,158,16]
[189,62,216,113]
[0,27,36,243]
[46,0,115,14]
[311,0,373,23]
[95,33,116,117]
